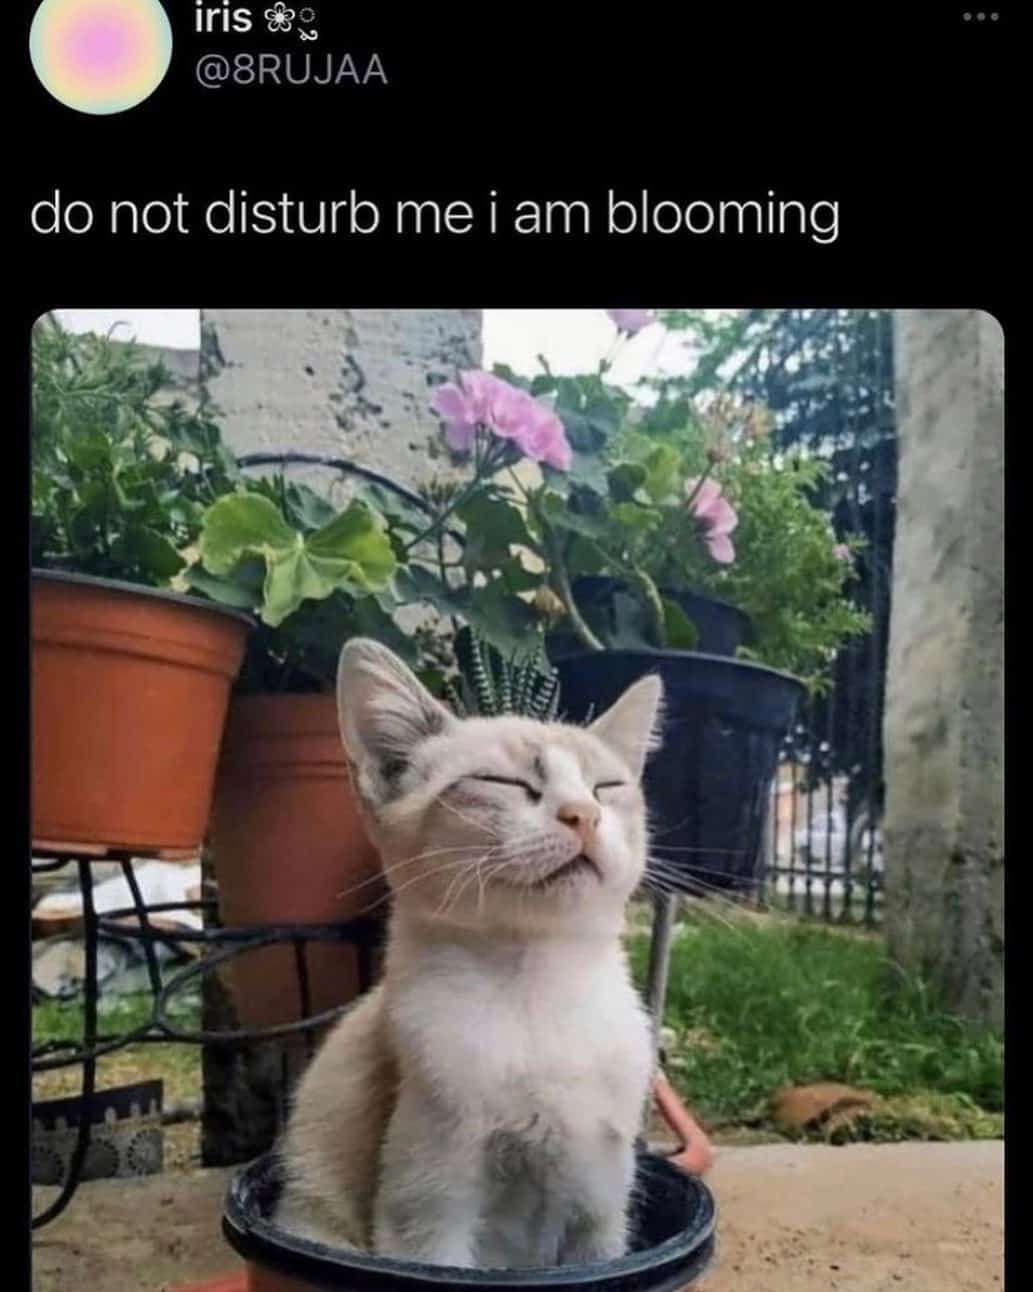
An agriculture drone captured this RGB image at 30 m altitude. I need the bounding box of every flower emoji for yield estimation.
[265,2,295,32]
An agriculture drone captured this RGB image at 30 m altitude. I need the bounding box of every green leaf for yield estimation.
[564,449,612,494]
[396,566,470,619]
[458,494,533,569]
[490,363,528,389]
[355,482,431,535]
[183,564,262,609]
[200,493,297,574]
[539,490,608,540]
[63,426,113,473]
[496,557,542,595]
[284,481,337,532]
[110,526,186,580]
[642,444,684,503]
[306,504,397,589]
[199,493,397,628]
[608,462,648,501]
[351,598,418,665]
[611,502,662,535]
[467,582,540,656]
[661,597,701,650]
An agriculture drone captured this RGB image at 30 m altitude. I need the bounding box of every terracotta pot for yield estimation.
[211,694,386,1033]
[31,570,250,855]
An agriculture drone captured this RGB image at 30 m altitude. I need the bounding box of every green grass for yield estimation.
[33,990,200,1044]
[628,911,1003,1140]
[33,993,203,1110]
[33,924,1003,1146]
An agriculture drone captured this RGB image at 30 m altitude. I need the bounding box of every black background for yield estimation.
[15,4,1018,1287]
[16,4,1019,308]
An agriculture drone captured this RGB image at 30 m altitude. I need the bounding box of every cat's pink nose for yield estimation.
[557,800,601,847]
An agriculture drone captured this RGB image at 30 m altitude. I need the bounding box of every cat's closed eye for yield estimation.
[466,774,543,804]
[593,781,627,798]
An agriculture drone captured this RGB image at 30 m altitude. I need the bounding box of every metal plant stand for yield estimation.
[31,848,384,1229]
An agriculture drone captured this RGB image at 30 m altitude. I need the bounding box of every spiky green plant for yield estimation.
[447,629,560,721]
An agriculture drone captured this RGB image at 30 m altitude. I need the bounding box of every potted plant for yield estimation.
[30,318,252,856]
[183,472,422,1032]
[404,313,869,893]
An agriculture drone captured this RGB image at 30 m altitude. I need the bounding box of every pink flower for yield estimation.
[431,371,572,470]
[608,309,655,335]
[513,399,573,470]
[833,543,852,563]
[686,477,738,565]
[431,370,498,452]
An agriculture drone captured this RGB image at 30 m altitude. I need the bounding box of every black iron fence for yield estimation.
[750,310,897,924]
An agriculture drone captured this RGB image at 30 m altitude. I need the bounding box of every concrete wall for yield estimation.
[195,310,483,1163]
[199,309,481,491]
[883,310,1004,1027]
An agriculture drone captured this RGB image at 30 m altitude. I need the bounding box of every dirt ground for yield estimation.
[32,1140,1002,1292]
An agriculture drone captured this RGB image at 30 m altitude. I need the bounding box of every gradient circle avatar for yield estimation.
[30,0,172,115]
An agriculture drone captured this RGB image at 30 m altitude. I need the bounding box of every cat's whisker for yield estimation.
[333,843,494,901]
[437,797,497,835]
[434,858,484,917]
[445,862,489,918]
[436,843,542,918]
[642,858,752,909]
[432,842,522,917]
[360,856,486,915]
[640,876,754,939]
[649,844,749,857]
[645,854,751,888]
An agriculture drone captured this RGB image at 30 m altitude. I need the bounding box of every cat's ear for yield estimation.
[588,673,664,780]
[337,638,456,799]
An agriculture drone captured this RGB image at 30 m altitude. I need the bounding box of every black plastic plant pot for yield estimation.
[556,650,805,893]
[545,577,752,663]
[223,1151,715,1292]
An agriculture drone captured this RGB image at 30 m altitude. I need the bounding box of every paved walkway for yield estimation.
[32,1141,1003,1291]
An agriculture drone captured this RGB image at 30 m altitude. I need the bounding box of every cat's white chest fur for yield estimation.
[390,932,651,1132]
[382,926,654,1268]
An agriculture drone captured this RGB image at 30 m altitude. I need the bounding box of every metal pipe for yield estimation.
[644,891,678,1057]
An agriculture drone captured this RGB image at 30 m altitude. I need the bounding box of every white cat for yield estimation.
[275,638,663,1269]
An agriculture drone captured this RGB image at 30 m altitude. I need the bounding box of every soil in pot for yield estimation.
[32,571,250,855]
[211,694,386,1037]
[224,1151,716,1291]
[556,650,804,893]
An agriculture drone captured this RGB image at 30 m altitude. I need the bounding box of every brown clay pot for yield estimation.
[210,694,386,1033]
[31,570,250,856]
